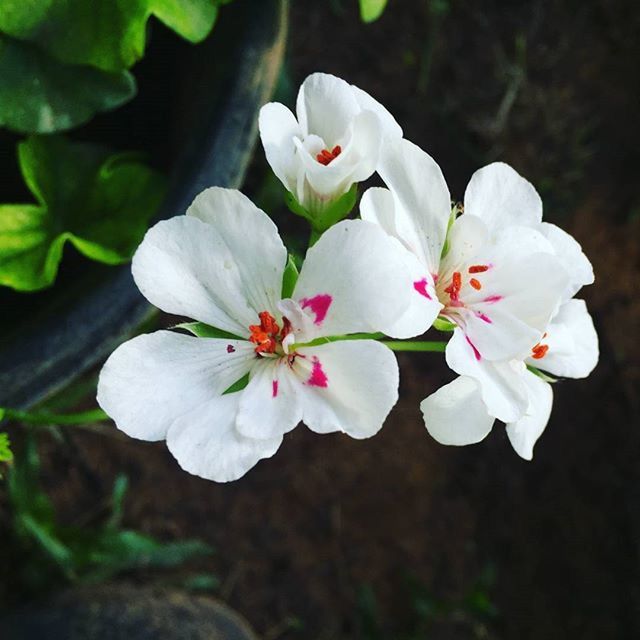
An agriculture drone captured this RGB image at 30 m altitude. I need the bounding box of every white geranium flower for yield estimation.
[361,138,570,422]
[422,298,599,459]
[259,72,402,218]
[97,188,419,482]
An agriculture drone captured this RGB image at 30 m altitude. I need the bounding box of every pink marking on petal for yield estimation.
[465,335,482,361]
[413,278,432,300]
[474,311,492,324]
[307,357,329,387]
[483,295,503,304]
[226,345,235,353]
[301,294,333,325]
[272,380,279,397]
[432,273,439,284]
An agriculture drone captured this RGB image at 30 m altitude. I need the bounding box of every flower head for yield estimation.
[259,72,402,221]
[98,188,419,481]
[361,139,570,409]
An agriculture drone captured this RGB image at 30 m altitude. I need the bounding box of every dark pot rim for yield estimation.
[0,0,288,409]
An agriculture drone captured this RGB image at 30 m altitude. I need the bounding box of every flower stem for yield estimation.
[381,340,447,352]
[1,407,109,426]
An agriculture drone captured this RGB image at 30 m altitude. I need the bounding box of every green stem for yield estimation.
[308,227,322,247]
[2,407,109,426]
[291,333,386,350]
[381,340,447,352]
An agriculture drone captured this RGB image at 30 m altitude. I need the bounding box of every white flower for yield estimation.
[361,138,571,422]
[97,188,419,482]
[259,72,402,218]
[422,298,598,459]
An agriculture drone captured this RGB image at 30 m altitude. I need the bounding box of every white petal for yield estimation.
[295,340,399,439]
[133,216,256,335]
[360,187,398,236]
[350,83,403,141]
[258,102,301,194]
[377,138,451,273]
[464,162,542,234]
[540,222,594,299]
[421,376,495,446]
[186,187,287,315]
[439,214,488,270]
[529,299,599,378]
[459,251,570,361]
[292,220,418,338]
[167,393,282,482]
[445,329,530,423]
[506,372,553,460]
[97,331,255,441]
[235,358,303,440]
[296,72,361,144]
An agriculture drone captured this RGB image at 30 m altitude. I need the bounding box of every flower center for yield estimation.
[249,311,291,355]
[316,145,342,166]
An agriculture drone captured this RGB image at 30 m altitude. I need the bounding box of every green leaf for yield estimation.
[0,135,166,291]
[223,372,250,395]
[176,322,244,340]
[0,34,136,134]
[0,431,13,464]
[281,254,299,298]
[0,0,223,73]
[359,0,389,23]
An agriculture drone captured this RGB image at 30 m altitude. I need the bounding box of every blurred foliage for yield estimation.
[4,431,213,596]
[359,0,388,23]
[0,0,233,133]
[357,567,498,639]
[0,431,14,479]
[0,135,166,291]
[0,35,135,134]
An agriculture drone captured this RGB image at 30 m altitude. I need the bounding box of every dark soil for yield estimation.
[3,1,640,639]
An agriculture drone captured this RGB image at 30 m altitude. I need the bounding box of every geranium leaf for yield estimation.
[0,0,224,73]
[0,135,166,291]
[0,35,135,134]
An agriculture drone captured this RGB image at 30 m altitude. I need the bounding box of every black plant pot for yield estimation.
[0,0,287,409]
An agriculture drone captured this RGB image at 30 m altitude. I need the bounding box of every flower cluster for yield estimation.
[97,73,598,481]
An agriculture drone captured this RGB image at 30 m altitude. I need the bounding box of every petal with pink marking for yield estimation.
[505,371,553,460]
[421,376,495,446]
[97,331,255,441]
[445,329,530,423]
[235,357,303,440]
[295,340,399,439]
[167,393,282,483]
[292,220,418,338]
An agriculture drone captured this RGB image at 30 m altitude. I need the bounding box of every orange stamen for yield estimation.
[531,344,549,360]
[249,311,280,354]
[469,278,482,290]
[469,265,489,274]
[316,145,342,166]
[444,271,462,302]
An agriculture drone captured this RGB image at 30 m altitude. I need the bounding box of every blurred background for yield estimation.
[1,1,639,638]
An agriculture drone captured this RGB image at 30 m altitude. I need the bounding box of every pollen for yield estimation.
[249,311,280,354]
[316,145,342,166]
[469,265,489,274]
[444,271,462,302]
[531,343,549,360]
[469,278,482,290]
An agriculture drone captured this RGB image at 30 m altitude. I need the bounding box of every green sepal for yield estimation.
[440,205,460,260]
[526,365,557,383]
[284,184,358,234]
[223,372,250,395]
[281,254,299,298]
[175,322,244,341]
[433,317,456,332]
